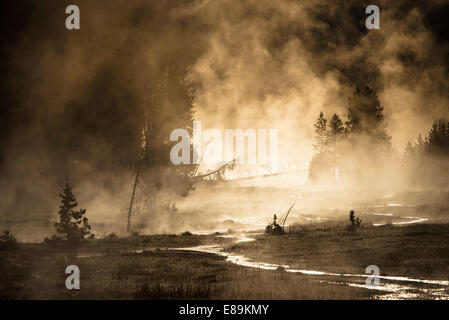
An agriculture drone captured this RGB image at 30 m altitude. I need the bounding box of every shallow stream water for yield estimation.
[169,231,449,300]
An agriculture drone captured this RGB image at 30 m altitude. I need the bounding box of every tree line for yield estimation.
[403,120,449,188]
[310,85,449,189]
[309,86,391,185]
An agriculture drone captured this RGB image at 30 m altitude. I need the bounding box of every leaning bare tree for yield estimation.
[126,63,197,232]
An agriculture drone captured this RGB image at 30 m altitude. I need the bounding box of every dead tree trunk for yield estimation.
[127,168,141,233]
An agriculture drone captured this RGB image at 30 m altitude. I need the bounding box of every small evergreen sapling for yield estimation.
[53,183,94,243]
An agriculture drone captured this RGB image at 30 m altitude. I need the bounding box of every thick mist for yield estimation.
[1,0,449,241]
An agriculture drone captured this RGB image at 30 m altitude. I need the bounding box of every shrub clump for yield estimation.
[0,230,18,251]
[347,210,362,232]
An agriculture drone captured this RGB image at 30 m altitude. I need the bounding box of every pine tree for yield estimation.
[328,114,344,182]
[405,121,449,188]
[346,86,391,150]
[54,183,93,243]
[126,62,197,232]
[415,134,425,153]
[329,114,344,136]
[404,142,415,159]
[309,112,333,184]
[425,120,448,155]
[313,112,328,154]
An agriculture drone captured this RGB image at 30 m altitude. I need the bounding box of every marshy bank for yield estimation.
[2,222,449,299]
[0,232,370,299]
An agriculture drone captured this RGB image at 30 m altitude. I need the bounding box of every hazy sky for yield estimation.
[1,0,449,228]
[2,0,449,166]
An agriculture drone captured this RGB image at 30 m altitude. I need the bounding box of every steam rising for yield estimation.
[1,0,449,241]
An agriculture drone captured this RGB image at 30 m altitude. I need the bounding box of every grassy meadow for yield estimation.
[1,222,449,299]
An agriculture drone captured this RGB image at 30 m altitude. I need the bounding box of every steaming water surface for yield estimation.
[162,199,449,300]
[170,233,449,300]
[76,198,448,299]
